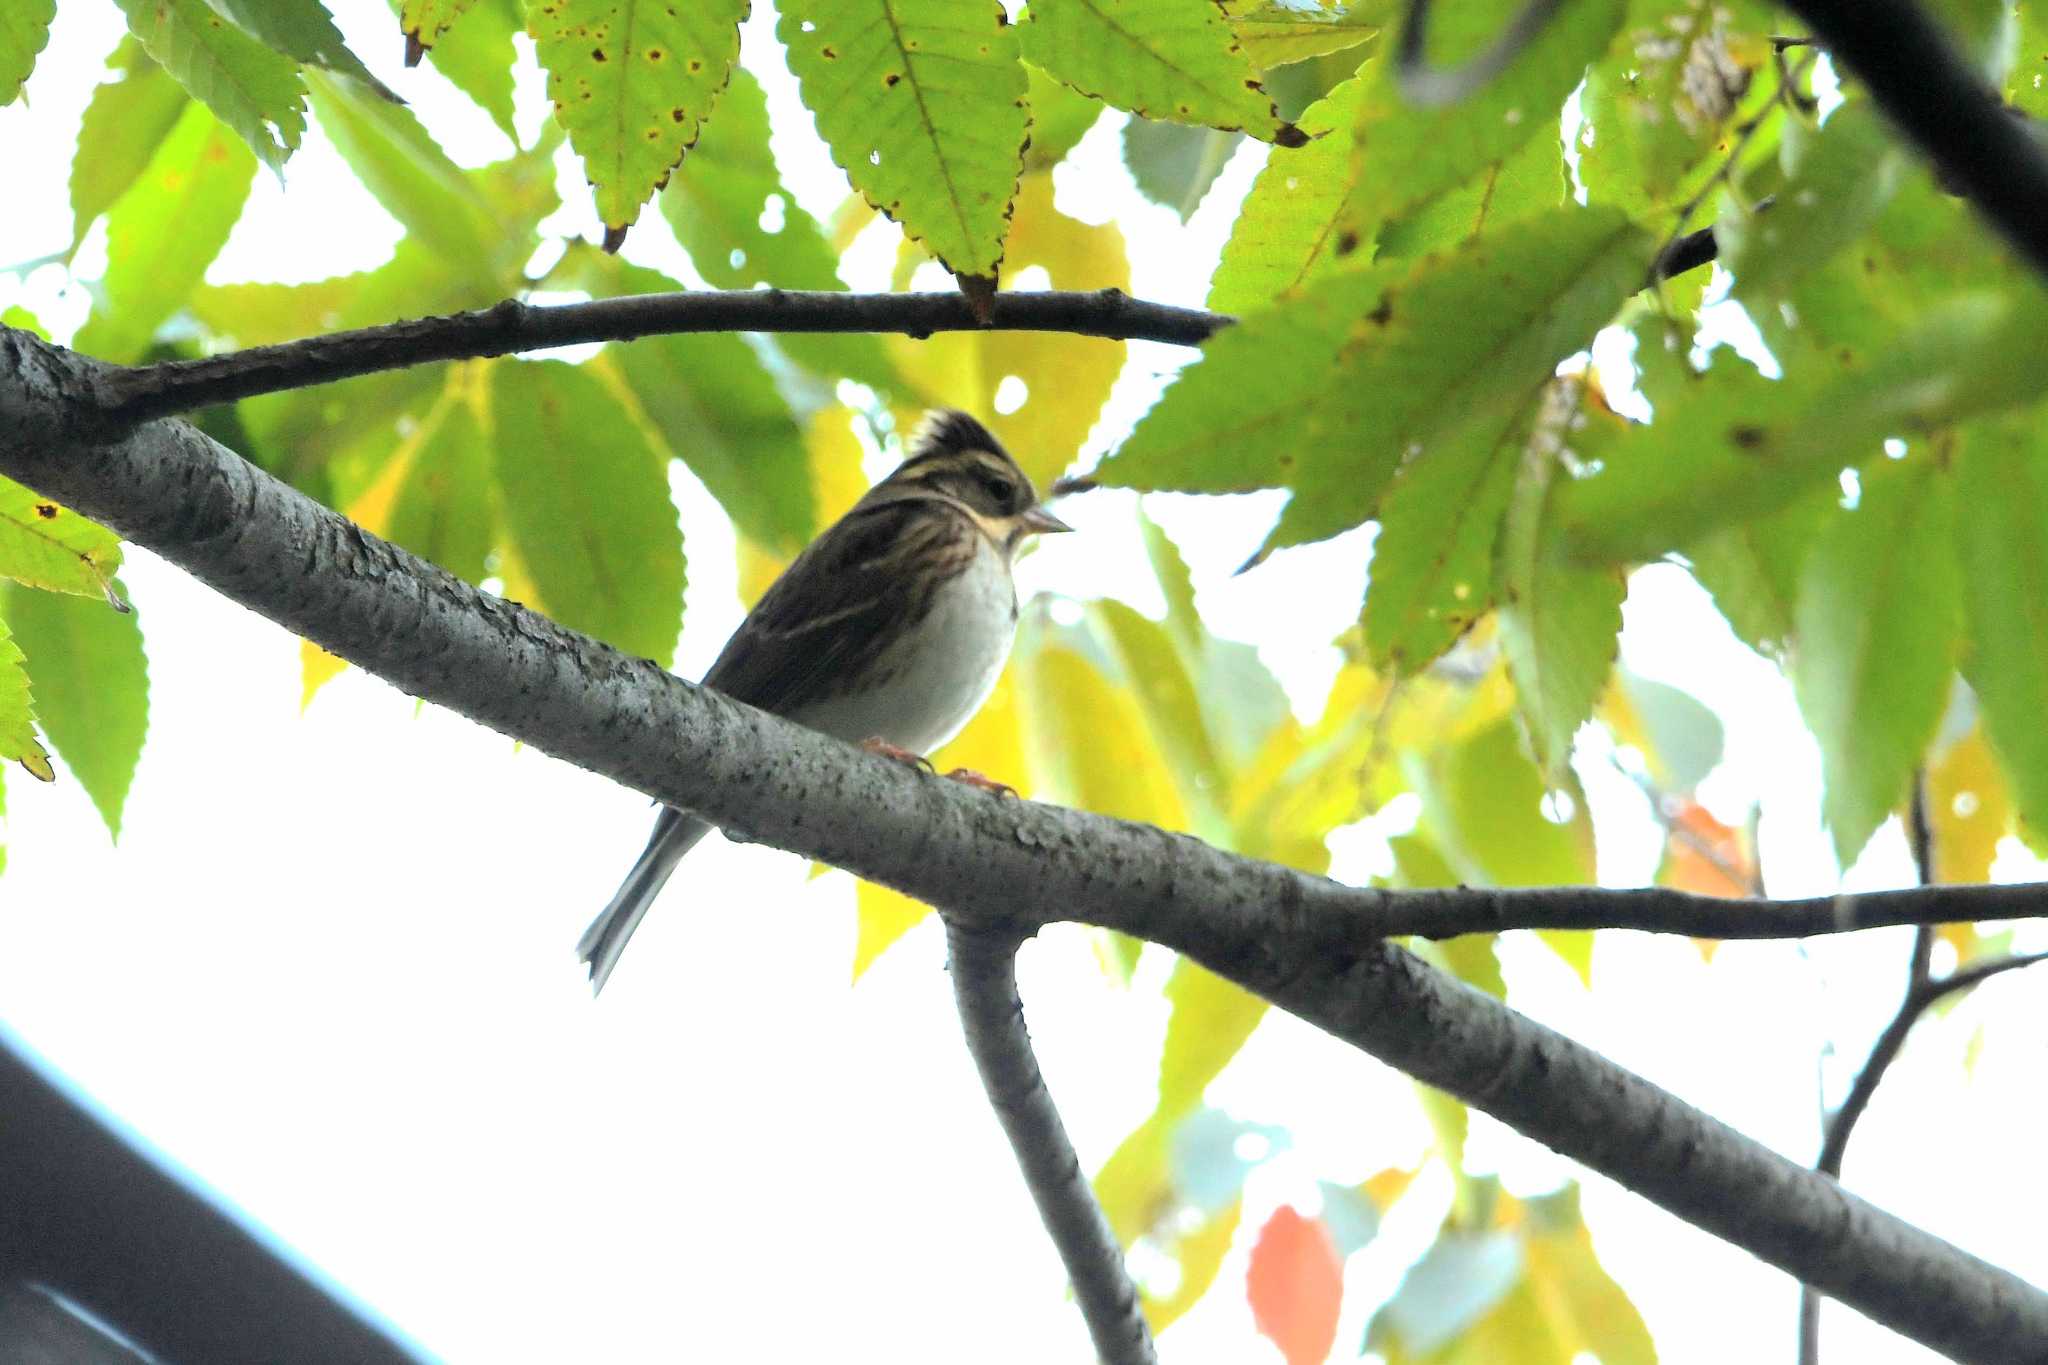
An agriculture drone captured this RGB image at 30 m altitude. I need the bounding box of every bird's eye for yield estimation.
[984,475,1016,505]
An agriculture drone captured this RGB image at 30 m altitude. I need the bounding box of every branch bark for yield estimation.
[4,329,2044,1362]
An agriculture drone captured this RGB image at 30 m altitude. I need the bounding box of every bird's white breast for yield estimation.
[793,536,1016,754]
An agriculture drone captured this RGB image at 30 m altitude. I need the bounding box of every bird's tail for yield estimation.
[579,807,712,994]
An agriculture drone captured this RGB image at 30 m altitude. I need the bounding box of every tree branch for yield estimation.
[1782,0,2048,278]
[4,331,2043,1362]
[1395,0,1569,107]
[945,919,1155,1365]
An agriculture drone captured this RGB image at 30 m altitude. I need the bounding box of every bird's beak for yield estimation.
[1019,505,1074,536]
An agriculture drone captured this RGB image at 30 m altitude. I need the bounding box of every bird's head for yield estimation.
[885,410,1073,553]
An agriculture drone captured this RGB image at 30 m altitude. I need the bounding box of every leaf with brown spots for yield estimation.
[112,0,306,173]
[0,616,54,784]
[778,0,1028,276]
[532,0,746,237]
[0,477,123,601]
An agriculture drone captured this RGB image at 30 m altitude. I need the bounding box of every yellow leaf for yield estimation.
[851,882,931,982]
[738,406,872,606]
[1018,644,1188,831]
[887,171,1129,488]
[1158,958,1267,1118]
[1095,1111,1174,1246]
[299,639,349,711]
[1928,725,2012,885]
[1143,1199,1244,1335]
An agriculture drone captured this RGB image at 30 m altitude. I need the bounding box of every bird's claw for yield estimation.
[945,767,1017,798]
[859,736,936,773]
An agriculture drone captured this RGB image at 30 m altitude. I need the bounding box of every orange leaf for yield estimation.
[1661,800,1751,899]
[1246,1205,1343,1365]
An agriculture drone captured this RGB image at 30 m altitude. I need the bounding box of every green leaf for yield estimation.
[0,480,123,600]
[1019,0,1293,141]
[1208,70,1370,312]
[1017,643,1188,830]
[403,0,519,137]
[0,616,53,784]
[1721,102,1906,310]
[1578,0,1773,215]
[2011,1,2048,119]
[1415,714,1594,887]
[1362,401,1524,674]
[0,0,54,105]
[306,69,501,284]
[1374,115,1567,260]
[74,101,258,364]
[1954,411,2048,850]
[1614,671,1723,792]
[1792,452,1962,867]
[1158,959,1267,1120]
[1345,0,1623,235]
[4,585,148,839]
[69,41,193,249]
[1224,0,1387,68]
[532,0,747,237]
[1022,59,1104,169]
[1108,206,1654,558]
[1087,599,1232,840]
[387,396,494,584]
[1,308,47,339]
[201,0,391,93]
[491,359,687,664]
[1124,119,1243,221]
[115,0,308,173]
[1497,384,1627,780]
[780,0,1028,277]
[1684,485,1831,658]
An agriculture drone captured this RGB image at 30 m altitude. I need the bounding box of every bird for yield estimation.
[578,409,1073,993]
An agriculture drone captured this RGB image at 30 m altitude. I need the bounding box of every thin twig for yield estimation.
[944,918,1156,1365]
[1395,0,1569,107]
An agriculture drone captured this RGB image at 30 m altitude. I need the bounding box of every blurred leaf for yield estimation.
[1721,102,1905,309]
[1106,207,1654,558]
[1021,0,1290,140]
[202,0,388,91]
[1685,484,1832,659]
[0,480,123,600]
[738,407,871,606]
[1228,662,1381,869]
[891,171,1127,488]
[0,617,53,783]
[4,584,147,839]
[1793,452,1961,867]
[1020,642,1188,830]
[532,0,746,237]
[852,882,932,981]
[1022,60,1103,170]
[1143,1199,1242,1335]
[1927,725,2011,882]
[1123,119,1243,221]
[114,0,307,173]
[306,71,502,286]
[1375,1229,1523,1357]
[1170,1107,1290,1213]
[387,389,495,584]
[1954,411,2048,853]
[1317,1179,1383,1255]
[1497,384,1627,780]
[69,41,191,246]
[1097,1111,1175,1245]
[1345,0,1623,235]
[300,638,349,708]
[1225,0,1386,68]
[1579,0,1772,215]
[1,308,45,338]
[1208,70,1369,313]
[0,0,51,104]
[1158,960,1266,1119]
[1610,671,1724,793]
[74,102,257,364]
[1247,1206,1344,1365]
[491,359,686,664]
[1417,714,1595,888]
[779,0,1027,277]
[2011,2,2048,118]
[1088,599,1231,839]
[1659,800,1752,898]
[403,0,518,137]
[1375,117,1567,261]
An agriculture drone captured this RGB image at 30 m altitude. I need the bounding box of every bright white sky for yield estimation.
[2,4,2044,1362]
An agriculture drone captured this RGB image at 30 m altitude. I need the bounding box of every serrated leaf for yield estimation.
[1207,67,1368,312]
[1225,0,1387,68]
[889,171,1128,487]
[1498,384,1626,780]
[402,0,518,137]
[1722,102,1906,309]
[115,0,308,173]
[491,359,686,665]
[202,0,389,92]
[69,41,193,248]
[1247,1206,1344,1365]
[0,480,123,600]
[1954,411,2048,852]
[1579,0,1772,215]
[0,617,53,783]
[1022,59,1103,169]
[1124,119,1243,221]
[2,0,55,106]
[1362,399,1525,674]
[1020,0,1290,140]
[779,0,1028,277]
[1108,206,1653,559]
[1793,452,1962,867]
[1346,0,1623,235]
[532,0,746,236]
[1374,115,1567,260]
[306,69,500,284]
[74,101,257,364]
[5,584,148,839]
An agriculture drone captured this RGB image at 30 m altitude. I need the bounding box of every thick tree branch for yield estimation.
[1782,0,2048,278]
[945,919,1155,1365]
[4,332,2043,1362]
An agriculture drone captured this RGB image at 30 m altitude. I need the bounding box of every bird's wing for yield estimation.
[703,498,976,717]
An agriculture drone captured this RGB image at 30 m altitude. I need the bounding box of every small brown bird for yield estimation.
[579,410,1071,992]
